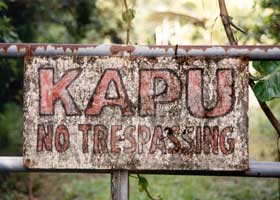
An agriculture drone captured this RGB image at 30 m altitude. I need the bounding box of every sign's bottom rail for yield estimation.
[0,157,279,178]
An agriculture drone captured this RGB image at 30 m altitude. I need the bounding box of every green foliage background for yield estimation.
[0,0,279,199]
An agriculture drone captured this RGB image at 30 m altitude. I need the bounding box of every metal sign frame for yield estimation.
[1,43,280,200]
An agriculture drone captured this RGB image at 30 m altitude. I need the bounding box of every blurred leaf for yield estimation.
[253,0,280,43]
[0,102,22,155]
[122,8,135,23]
[138,175,148,192]
[149,11,205,28]
[253,61,280,76]
[0,1,7,10]
[254,70,280,102]
[183,2,196,10]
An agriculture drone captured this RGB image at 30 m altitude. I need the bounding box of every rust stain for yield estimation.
[24,158,31,168]
[109,45,136,55]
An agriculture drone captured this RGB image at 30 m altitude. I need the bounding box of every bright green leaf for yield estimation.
[137,175,148,192]
[254,70,280,102]
[253,61,280,76]
[122,9,135,23]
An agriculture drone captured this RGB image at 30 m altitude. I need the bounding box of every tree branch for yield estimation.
[249,80,280,135]
[218,0,237,45]
[230,20,246,34]
[123,0,128,10]
[218,0,280,138]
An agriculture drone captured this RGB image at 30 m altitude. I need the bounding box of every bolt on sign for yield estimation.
[23,56,249,171]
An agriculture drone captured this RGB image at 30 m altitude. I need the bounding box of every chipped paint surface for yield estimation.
[1,43,280,60]
[23,56,248,171]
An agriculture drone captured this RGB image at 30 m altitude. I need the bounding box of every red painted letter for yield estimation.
[139,69,181,116]
[39,68,82,115]
[37,124,53,152]
[187,69,233,117]
[78,124,92,153]
[220,126,235,155]
[93,124,109,154]
[138,125,151,154]
[124,126,136,154]
[111,125,122,153]
[55,124,70,153]
[85,69,134,116]
[149,126,166,154]
[203,126,219,155]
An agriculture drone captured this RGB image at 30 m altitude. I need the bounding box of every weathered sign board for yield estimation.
[23,56,249,171]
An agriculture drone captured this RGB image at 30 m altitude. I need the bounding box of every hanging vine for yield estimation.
[130,174,162,200]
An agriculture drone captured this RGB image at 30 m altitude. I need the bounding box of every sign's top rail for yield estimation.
[0,43,280,60]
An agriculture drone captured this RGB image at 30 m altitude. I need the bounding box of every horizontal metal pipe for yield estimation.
[0,43,280,60]
[0,157,279,177]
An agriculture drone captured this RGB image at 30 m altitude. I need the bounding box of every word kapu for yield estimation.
[39,68,233,117]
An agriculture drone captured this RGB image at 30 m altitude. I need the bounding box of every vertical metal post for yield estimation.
[111,170,129,200]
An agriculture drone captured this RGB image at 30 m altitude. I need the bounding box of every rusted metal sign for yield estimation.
[23,56,248,171]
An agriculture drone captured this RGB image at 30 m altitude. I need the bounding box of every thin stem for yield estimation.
[129,174,137,179]
[123,0,128,10]
[249,74,262,81]
[123,0,130,44]
[210,15,219,44]
[126,23,130,45]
